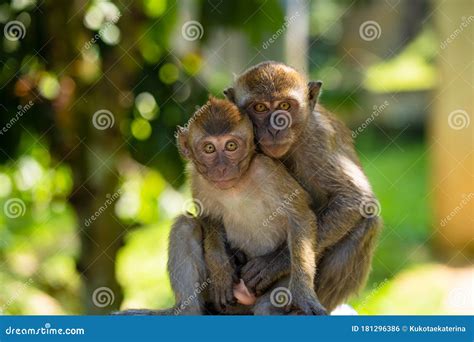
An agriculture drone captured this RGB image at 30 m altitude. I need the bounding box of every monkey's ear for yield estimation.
[308,81,323,111]
[175,126,191,159]
[223,87,236,103]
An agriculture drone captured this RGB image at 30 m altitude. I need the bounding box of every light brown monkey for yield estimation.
[222,61,382,311]
[175,97,326,315]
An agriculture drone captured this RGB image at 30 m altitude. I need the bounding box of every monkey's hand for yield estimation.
[208,254,238,311]
[288,284,327,316]
[241,247,290,296]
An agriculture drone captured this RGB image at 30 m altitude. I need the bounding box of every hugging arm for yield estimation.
[285,202,326,315]
[201,216,237,311]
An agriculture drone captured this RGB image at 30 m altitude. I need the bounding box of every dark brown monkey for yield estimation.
[221,61,382,311]
[117,97,326,315]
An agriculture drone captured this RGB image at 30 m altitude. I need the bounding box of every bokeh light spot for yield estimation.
[131,118,152,140]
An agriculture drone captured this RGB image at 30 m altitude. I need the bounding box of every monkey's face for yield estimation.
[177,97,255,189]
[227,62,314,159]
[244,98,304,158]
[193,132,252,189]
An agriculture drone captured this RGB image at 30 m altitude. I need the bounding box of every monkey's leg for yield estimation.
[315,216,382,312]
[114,215,209,316]
[167,214,209,314]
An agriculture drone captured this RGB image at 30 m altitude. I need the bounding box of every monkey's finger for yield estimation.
[219,285,232,308]
[241,260,264,279]
[241,264,266,287]
[232,273,239,284]
[254,276,277,296]
[213,288,224,312]
[312,307,328,316]
[218,289,226,307]
[310,303,328,316]
[243,273,263,292]
[226,286,236,306]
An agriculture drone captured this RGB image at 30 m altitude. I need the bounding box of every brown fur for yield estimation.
[234,61,308,101]
[192,97,243,136]
[115,62,382,316]
[225,61,382,311]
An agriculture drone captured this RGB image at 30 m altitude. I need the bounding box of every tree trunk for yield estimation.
[44,0,143,313]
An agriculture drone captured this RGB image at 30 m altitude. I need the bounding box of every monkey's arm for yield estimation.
[315,176,376,253]
[286,210,326,315]
[241,243,290,295]
[201,216,237,310]
[308,112,379,253]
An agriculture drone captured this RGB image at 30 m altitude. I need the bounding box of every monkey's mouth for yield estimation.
[211,177,239,189]
[259,141,291,158]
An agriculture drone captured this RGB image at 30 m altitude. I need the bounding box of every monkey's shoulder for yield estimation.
[312,105,357,155]
[252,154,296,181]
[251,154,312,205]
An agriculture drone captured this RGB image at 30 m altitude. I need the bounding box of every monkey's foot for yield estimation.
[288,292,328,316]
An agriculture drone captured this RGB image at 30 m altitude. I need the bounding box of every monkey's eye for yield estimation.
[253,103,268,112]
[279,102,291,110]
[225,141,238,152]
[203,143,216,154]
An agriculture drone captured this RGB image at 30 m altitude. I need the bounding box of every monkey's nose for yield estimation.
[267,127,280,138]
[217,166,227,176]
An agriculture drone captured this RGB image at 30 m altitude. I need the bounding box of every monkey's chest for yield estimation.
[218,193,287,258]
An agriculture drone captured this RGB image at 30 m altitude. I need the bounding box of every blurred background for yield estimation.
[0,0,472,315]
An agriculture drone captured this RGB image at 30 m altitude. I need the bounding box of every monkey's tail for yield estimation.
[111,308,178,316]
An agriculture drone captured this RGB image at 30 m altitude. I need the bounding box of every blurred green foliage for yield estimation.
[0,0,451,314]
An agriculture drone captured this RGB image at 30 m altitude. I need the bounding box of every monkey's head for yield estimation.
[224,61,322,158]
[176,97,255,190]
